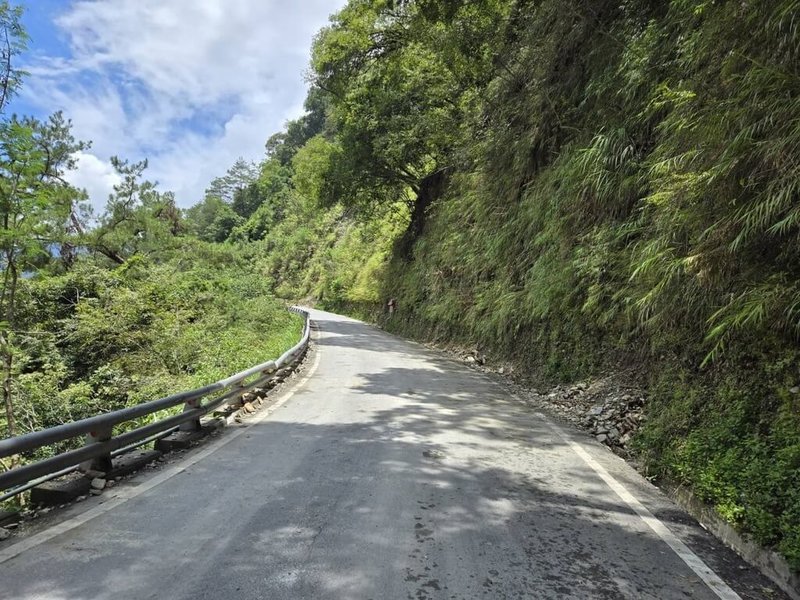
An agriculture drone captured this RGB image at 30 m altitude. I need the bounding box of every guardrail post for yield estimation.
[180,398,202,432]
[81,427,113,473]
[236,380,248,407]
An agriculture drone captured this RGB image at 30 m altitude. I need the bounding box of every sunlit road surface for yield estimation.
[0,309,788,599]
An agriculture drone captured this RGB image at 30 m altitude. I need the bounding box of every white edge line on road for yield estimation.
[538,414,741,600]
[0,331,322,565]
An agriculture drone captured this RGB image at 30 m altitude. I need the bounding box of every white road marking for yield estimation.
[540,414,741,600]
[0,340,322,565]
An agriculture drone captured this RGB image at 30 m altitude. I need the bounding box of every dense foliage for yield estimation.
[182,0,799,568]
[12,246,300,458]
[0,4,302,490]
[2,0,797,570]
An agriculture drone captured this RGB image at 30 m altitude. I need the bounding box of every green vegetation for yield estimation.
[0,4,301,487]
[1,0,797,569]
[181,0,799,568]
[15,248,300,442]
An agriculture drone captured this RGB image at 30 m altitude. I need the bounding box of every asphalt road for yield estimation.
[0,309,790,599]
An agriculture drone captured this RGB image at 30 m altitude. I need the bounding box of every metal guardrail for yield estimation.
[0,307,311,498]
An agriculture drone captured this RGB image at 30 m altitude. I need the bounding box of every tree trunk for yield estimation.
[2,338,14,437]
[396,167,452,260]
[1,263,18,468]
[1,331,15,465]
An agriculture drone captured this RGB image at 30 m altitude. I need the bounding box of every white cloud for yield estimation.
[65,151,122,211]
[22,0,345,207]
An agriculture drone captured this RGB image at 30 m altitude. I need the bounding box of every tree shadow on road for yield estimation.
[1,316,784,600]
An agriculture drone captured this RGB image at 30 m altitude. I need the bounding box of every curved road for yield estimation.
[0,309,789,599]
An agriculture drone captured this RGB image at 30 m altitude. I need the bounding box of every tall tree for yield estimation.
[0,1,26,114]
[0,115,86,444]
[265,87,330,166]
[88,157,184,264]
[204,158,260,204]
[309,0,509,246]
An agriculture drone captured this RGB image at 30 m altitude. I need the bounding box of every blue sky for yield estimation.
[10,0,346,209]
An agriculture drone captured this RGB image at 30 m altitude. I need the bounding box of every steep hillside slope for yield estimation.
[193,0,800,570]
[373,0,800,568]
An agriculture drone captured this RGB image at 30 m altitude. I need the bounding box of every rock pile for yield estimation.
[446,342,648,455]
[462,350,487,366]
[581,394,645,449]
[511,377,647,455]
